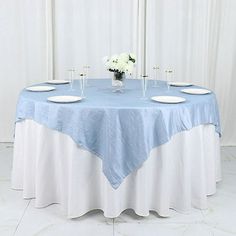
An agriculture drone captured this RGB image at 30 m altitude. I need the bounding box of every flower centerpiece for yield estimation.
[103,53,136,92]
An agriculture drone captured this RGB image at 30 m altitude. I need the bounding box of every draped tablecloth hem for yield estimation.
[15,118,221,189]
[10,183,220,218]
[12,120,221,218]
[7,191,222,218]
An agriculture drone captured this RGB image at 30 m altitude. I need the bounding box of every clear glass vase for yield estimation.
[112,72,125,93]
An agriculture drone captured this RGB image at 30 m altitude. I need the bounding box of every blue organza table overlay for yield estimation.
[15,79,221,189]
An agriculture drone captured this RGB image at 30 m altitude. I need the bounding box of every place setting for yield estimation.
[25,83,83,104]
[25,80,70,92]
[148,69,189,104]
[46,71,86,103]
[148,68,212,103]
[149,86,211,104]
[25,69,88,104]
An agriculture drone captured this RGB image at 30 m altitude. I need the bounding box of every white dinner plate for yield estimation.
[181,88,211,95]
[45,80,69,85]
[151,96,186,104]
[26,86,56,92]
[47,95,82,103]
[169,82,192,87]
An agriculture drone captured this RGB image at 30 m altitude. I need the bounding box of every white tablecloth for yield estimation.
[11,120,221,218]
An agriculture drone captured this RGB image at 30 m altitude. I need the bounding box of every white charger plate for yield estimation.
[181,88,211,95]
[26,86,56,92]
[151,96,186,104]
[47,95,82,103]
[169,82,192,87]
[46,80,69,85]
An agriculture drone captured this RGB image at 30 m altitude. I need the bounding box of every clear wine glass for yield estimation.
[152,66,160,87]
[67,68,76,90]
[165,69,173,91]
[141,75,148,100]
[80,73,86,98]
[83,65,91,87]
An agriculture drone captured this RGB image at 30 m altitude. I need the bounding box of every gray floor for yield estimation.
[0,143,236,236]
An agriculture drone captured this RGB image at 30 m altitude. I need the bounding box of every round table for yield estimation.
[12,79,221,218]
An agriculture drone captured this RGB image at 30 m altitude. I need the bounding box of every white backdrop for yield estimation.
[54,0,140,79]
[146,0,236,145]
[0,0,50,142]
[0,0,235,145]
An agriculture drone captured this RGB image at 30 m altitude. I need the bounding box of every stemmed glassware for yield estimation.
[141,75,148,100]
[152,66,160,87]
[79,73,86,98]
[67,68,76,91]
[83,65,91,87]
[165,69,173,91]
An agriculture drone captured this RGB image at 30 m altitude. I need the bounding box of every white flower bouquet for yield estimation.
[103,53,136,79]
[103,53,136,92]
